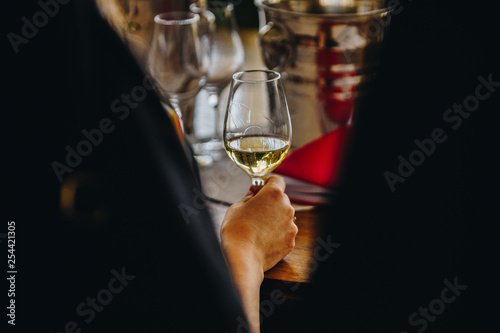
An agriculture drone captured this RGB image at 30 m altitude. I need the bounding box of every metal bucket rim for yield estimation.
[254,0,396,19]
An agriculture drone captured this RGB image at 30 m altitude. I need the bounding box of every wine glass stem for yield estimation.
[173,99,195,138]
[171,103,183,123]
[207,90,221,142]
[251,178,265,186]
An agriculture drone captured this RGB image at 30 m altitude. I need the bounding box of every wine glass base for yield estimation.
[192,139,225,161]
[191,142,213,164]
[206,139,225,160]
[194,154,214,167]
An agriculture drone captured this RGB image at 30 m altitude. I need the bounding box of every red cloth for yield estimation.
[275,126,351,187]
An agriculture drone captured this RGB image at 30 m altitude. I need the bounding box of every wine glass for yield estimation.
[190,1,244,159]
[223,70,292,188]
[147,11,208,136]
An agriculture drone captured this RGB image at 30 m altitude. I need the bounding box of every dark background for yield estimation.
[278,0,500,332]
[3,0,499,332]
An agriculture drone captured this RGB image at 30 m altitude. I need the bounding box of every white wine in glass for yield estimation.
[224,70,292,187]
[225,136,289,178]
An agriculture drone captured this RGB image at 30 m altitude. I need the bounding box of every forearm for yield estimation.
[222,241,264,333]
[219,176,297,332]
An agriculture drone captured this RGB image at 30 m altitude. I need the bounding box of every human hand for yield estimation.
[220,175,298,273]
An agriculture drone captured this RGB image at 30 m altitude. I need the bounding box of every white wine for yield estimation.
[225,135,290,178]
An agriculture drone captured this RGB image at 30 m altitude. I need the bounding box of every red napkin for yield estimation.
[275,125,351,187]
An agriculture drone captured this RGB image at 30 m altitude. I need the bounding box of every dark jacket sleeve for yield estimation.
[4,1,246,332]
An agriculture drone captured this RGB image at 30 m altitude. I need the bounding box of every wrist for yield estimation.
[221,240,264,333]
[221,240,265,283]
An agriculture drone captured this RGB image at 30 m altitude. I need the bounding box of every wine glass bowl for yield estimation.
[147,11,208,132]
[190,1,244,158]
[224,70,291,187]
[200,2,244,92]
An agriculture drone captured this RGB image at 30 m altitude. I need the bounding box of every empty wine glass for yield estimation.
[147,11,208,136]
[224,70,292,188]
[190,1,244,159]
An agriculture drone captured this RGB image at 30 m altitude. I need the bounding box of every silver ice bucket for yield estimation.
[256,0,395,149]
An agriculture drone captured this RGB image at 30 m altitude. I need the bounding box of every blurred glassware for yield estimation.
[96,0,194,68]
[190,1,244,161]
[147,11,209,138]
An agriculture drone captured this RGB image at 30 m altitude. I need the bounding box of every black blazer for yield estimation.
[4,1,245,332]
[4,0,498,332]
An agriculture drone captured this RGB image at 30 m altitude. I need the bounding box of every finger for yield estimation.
[249,184,263,194]
[283,192,292,206]
[263,175,286,192]
[240,190,255,203]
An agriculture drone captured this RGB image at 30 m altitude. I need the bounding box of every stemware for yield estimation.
[147,11,208,136]
[223,70,292,188]
[191,1,244,159]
